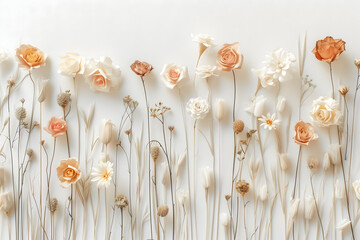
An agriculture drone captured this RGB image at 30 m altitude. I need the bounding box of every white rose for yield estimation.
[191,33,215,47]
[310,96,342,127]
[0,49,9,64]
[352,180,360,201]
[254,67,277,87]
[196,65,218,79]
[186,97,209,120]
[58,53,85,76]
[85,57,121,92]
[160,64,187,89]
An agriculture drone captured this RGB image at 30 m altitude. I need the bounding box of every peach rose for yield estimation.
[160,64,187,89]
[16,44,47,69]
[44,116,67,138]
[293,121,318,146]
[130,60,153,76]
[217,42,243,71]
[312,36,345,63]
[56,158,81,188]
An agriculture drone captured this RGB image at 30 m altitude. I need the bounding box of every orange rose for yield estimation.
[293,121,318,146]
[130,60,153,76]
[312,36,345,63]
[56,158,81,188]
[217,42,243,71]
[44,116,67,138]
[16,44,47,69]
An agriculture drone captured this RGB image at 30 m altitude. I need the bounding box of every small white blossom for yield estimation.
[191,33,215,47]
[91,161,113,188]
[259,113,280,131]
[196,65,218,79]
[186,97,209,120]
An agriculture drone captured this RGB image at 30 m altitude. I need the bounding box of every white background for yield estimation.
[1,0,360,239]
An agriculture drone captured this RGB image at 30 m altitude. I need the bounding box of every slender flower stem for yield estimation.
[216,119,221,240]
[292,146,302,199]
[310,175,325,240]
[177,88,193,239]
[193,120,198,240]
[230,70,236,239]
[140,76,153,239]
[348,69,360,195]
[329,63,335,98]
[121,208,124,240]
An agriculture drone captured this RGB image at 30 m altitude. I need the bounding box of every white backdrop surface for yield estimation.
[1,0,360,239]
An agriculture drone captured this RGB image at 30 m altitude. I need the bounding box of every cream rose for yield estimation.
[85,57,121,92]
[160,64,187,89]
[310,96,343,127]
[58,53,85,77]
[293,121,318,146]
[186,97,209,120]
[56,158,81,188]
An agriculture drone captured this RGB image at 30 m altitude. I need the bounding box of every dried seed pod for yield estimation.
[233,120,244,134]
[15,107,26,120]
[157,205,169,217]
[235,180,249,196]
[150,145,160,162]
[115,194,128,209]
[48,198,58,213]
[57,91,71,108]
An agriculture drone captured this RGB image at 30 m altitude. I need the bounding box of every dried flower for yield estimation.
[233,120,244,134]
[16,44,47,69]
[115,194,128,209]
[335,179,345,199]
[235,180,249,197]
[259,113,280,131]
[26,149,34,160]
[85,57,121,92]
[44,116,67,138]
[150,145,160,162]
[177,189,188,207]
[130,60,153,77]
[48,198,58,213]
[293,121,318,146]
[304,196,315,220]
[0,190,13,215]
[254,48,295,87]
[99,119,114,145]
[289,198,300,219]
[91,161,113,188]
[157,205,169,217]
[201,166,214,189]
[323,152,331,170]
[58,53,85,76]
[336,219,351,232]
[196,65,218,79]
[313,36,345,64]
[339,86,349,96]
[354,59,360,69]
[56,158,81,188]
[311,96,343,127]
[246,95,266,117]
[217,42,243,71]
[258,184,268,201]
[279,153,289,171]
[225,195,231,201]
[352,180,360,201]
[186,97,209,120]
[220,212,231,226]
[15,106,26,120]
[150,102,171,118]
[276,96,287,112]
[330,144,341,165]
[160,64,187,89]
[307,157,319,171]
[57,91,71,108]
[214,98,225,121]
[168,126,174,132]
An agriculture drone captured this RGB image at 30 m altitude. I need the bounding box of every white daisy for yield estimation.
[259,113,280,130]
[91,161,114,188]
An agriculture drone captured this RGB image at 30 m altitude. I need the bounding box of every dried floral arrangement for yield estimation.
[0,34,359,240]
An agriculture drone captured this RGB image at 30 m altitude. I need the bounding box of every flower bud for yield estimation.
[323,152,331,171]
[279,153,289,171]
[201,166,214,189]
[220,212,231,227]
[258,184,268,201]
[177,189,188,206]
[233,120,244,134]
[99,119,114,145]
[215,98,225,121]
[289,198,300,220]
[157,205,169,217]
[276,96,286,112]
[57,91,71,108]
